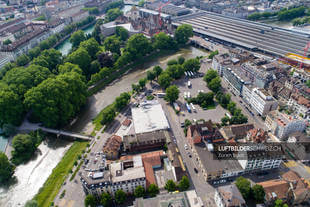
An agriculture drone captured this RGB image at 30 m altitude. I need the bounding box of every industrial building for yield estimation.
[172,11,310,58]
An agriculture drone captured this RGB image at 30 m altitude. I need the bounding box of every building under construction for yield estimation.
[125,6,173,36]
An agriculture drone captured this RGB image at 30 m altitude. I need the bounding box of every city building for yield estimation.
[102,135,122,160]
[287,94,310,120]
[258,170,310,205]
[265,111,306,140]
[134,190,203,207]
[122,129,169,152]
[81,154,146,196]
[249,88,278,116]
[71,10,89,24]
[100,21,140,38]
[48,18,66,34]
[246,128,268,143]
[219,123,254,141]
[211,53,232,77]
[258,179,290,205]
[214,183,246,207]
[146,2,190,16]
[222,66,252,96]
[187,120,224,146]
[131,100,170,134]
[237,150,282,172]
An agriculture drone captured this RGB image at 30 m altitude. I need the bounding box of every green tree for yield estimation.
[138,0,145,7]
[3,65,51,96]
[147,184,159,197]
[115,26,129,41]
[153,32,176,50]
[167,64,184,79]
[16,54,30,66]
[70,30,86,48]
[132,83,141,93]
[58,62,83,74]
[178,56,185,64]
[134,185,145,198]
[0,87,23,125]
[183,58,200,72]
[115,92,131,111]
[103,35,121,55]
[25,200,38,207]
[227,102,237,114]
[178,176,190,191]
[11,134,37,164]
[252,184,265,203]
[203,69,218,83]
[139,78,147,89]
[124,34,152,60]
[235,176,251,199]
[3,39,12,45]
[80,38,100,59]
[100,107,116,125]
[147,70,156,83]
[24,72,87,128]
[208,76,221,92]
[306,80,310,88]
[221,116,230,126]
[165,179,177,192]
[115,189,126,204]
[153,65,163,79]
[84,194,96,207]
[90,60,101,74]
[174,24,193,45]
[105,8,123,23]
[0,152,15,183]
[28,47,41,59]
[165,85,179,103]
[101,192,112,207]
[39,49,62,71]
[158,72,172,89]
[92,23,102,44]
[66,48,91,76]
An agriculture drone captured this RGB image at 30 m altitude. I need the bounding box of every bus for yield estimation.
[185,103,191,113]
[157,93,166,98]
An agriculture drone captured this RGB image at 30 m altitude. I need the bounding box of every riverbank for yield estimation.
[33,141,89,207]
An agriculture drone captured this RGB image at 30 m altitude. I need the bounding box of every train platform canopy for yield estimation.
[286,53,310,65]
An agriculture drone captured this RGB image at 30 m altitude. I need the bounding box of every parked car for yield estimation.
[184,144,188,150]
[180,122,185,128]
[194,168,198,173]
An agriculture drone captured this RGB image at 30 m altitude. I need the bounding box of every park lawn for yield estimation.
[203,103,216,110]
[34,141,89,207]
[92,102,116,132]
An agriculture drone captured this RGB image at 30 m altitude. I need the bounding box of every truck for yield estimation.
[173,102,180,112]
[185,103,191,113]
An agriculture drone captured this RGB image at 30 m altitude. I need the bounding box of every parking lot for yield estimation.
[173,70,228,125]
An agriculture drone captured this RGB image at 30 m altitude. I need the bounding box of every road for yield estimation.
[159,99,217,206]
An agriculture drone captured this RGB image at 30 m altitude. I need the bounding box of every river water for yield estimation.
[0,139,71,207]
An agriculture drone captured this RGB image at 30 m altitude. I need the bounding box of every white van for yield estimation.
[190,103,196,112]
[187,92,191,98]
[187,81,191,88]
[184,92,187,99]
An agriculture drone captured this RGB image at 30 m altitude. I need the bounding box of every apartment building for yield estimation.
[222,66,251,96]
[265,111,306,140]
[211,53,232,77]
[287,94,310,120]
[238,150,282,172]
[249,88,278,116]
[102,135,122,160]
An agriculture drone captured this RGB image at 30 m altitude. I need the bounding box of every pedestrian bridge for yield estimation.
[18,121,93,141]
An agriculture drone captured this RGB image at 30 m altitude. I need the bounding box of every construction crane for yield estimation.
[300,42,310,69]
[157,1,170,33]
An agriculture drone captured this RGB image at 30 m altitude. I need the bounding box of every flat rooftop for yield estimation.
[131,100,170,134]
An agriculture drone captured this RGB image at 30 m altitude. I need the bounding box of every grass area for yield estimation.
[34,141,89,207]
[70,160,84,181]
[92,102,116,131]
[202,103,216,110]
[88,49,177,95]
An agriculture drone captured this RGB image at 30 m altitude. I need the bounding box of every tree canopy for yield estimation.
[66,47,92,76]
[24,72,87,128]
[134,185,145,198]
[115,189,126,204]
[165,85,179,103]
[124,34,152,60]
[153,32,176,50]
[178,176,190,191]
[203,69,218,83]
[115,26,129,41]
[80,38,100,59]
[252,184,265,203]
[158,72,172,89]
[103,35,121,55]
[101,192,112,207]
[70,30,86,48]
[0,152,15,183]
[235,176,251,199]
[208,76,221,92]
[147,184,159,197]
[183,58,200,72]
[105,8,123,23]
[165,179,177,192]
[174,24,193,45]
[84,194,96,207]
